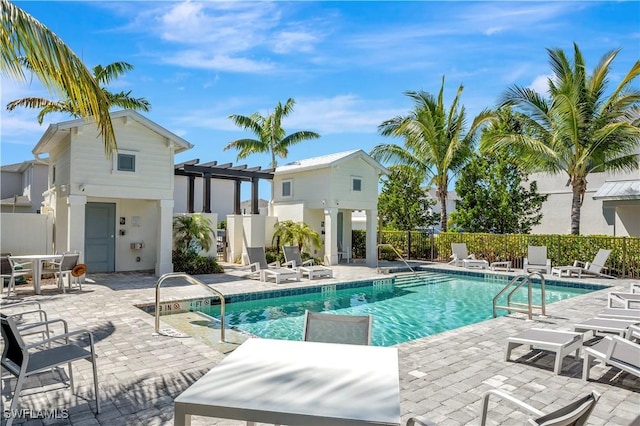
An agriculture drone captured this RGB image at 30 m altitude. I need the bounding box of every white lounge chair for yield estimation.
[608,291,640,309]
[552,249,614,279]
[449,243,475,267]
[302,310,372,345]
[573,317,640,338]
[243,247,300,284]
[597,307,640,320]
[523,246,551,274]
[408,389,600,426]
[282,246,333,280]
[582,325,640,381]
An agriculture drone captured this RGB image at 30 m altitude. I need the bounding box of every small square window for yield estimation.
[352,177,362,191]
[282,180,292,197]
[117,154,136,172]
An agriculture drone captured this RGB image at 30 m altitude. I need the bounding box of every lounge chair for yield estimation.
[582,325,640,381]
[573,317,640,338]
[243,247,300,284]
[0,313,100,426]
[597,307,640,320]
[608,292,640,309]
[302,310,372,345]
[408,389,600,426]
[282,246,333,280]
[523,246,552,274]
[552,249,614,279]
[448,243,475,267]
[41,252,81,292]
[505,328,582,375]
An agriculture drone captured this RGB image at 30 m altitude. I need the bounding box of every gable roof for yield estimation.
[1,159,48,173]
[275,149,389,175]
[32,109,193,155]
[593,179,640,201]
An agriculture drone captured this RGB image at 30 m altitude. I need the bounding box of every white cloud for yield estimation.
[528,74,553,94]
[162,51,274,73]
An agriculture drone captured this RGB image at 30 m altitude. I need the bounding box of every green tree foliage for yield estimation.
[450,152,548,234]
[173,214,214,254]
[225,98,320,168]
[7,61,151,123]
[481,43,640,234]
[2,0,116,155]
[272,220,322,252]
[371,77,493,232]
[378,165,438,230]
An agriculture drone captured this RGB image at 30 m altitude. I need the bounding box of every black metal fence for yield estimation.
[352,230,640,279]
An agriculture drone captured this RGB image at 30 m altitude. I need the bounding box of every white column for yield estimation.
[226,215,244,263]
[243,214,266,248]
[67,195,87,260]
[324,207,338,265]
[156,199,174,276]
[366,208,378,267]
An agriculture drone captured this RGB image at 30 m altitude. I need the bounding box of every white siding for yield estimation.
[68,117,174,200]
[117,199,158,271]
[329,157,379,211]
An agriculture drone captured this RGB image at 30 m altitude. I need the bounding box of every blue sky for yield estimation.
[2,1,639,200]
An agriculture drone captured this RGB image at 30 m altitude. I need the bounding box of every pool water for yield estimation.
[187,273,595,346]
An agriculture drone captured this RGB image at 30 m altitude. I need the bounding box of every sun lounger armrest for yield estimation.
[282,260,296,268]
[302,259,314,266]
[573,260,586,267]
[247,262,260,273]
[626,325,640,341]
[268,261,280,268]
[480,389,544,426]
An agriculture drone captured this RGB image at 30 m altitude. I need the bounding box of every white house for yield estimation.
[1,159,49,213]
[31,110,193,275]
[271,150,388,266]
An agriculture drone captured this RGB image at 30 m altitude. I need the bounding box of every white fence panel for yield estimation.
[0,213,54,255]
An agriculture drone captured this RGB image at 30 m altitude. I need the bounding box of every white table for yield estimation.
[490,261,511,271]
[10,254,62,295]
[463,258,489,269]
[174,338,401,426]
[551,266,583,278]
[505,328,583,375]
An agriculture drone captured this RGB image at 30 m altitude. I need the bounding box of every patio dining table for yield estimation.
[10,254,62,295]
[174,337,401,426]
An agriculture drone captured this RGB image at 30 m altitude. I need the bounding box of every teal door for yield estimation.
[85,203,116,272]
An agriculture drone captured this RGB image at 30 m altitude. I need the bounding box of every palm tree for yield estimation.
[173,214,214,254]
[481,43,640,234]
[6,61,151,123]
[225,98,320,168]
[272,220,322,253]
[371,77,492,232]
[1,0,116,155]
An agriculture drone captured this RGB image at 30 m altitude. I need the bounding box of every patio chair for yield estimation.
[302,310,372,345]
[282,246,333,280]
[597,307,640,320]
[582,326,640,381]
[552,249,614,279]
[448,243,475,267]
[408,389,600,426]
[524,246,552,274]
[573,317,640,338]
[0,313,100,426]
[0,255,33,296]
[244,247,300,284]
[42,252,81,293]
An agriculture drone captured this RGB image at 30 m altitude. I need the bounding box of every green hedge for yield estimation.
[352,230,640,278]
[172,251,224,275]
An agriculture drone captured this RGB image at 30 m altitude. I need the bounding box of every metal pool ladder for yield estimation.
[154,272,226,342]
[376,243,416,274]
[492,272,546,320]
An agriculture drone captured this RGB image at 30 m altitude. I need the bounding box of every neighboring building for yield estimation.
[426,187,458,232]
[32,110,193,275]
[1,160,48,213]
[271,150,388,266]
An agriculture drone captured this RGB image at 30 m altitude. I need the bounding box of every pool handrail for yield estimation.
[154,272,226,342]
[377,243,416,274]
[493,272,546,320]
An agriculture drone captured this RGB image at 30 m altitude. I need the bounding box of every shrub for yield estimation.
[172,250,223,275]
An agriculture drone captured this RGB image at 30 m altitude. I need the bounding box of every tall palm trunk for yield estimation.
[570,176,587,235]
[438,186,448,232]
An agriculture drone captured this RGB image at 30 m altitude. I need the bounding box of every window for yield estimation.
[352,176,362,192]
[117,153,136,172]
[282,179,292,198]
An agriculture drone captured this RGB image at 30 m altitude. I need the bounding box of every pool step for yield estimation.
[394,272,454,287]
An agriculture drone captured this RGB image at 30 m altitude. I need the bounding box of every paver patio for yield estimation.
[1,262,638,425]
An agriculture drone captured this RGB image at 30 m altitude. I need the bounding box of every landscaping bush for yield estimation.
[172,250,223,275]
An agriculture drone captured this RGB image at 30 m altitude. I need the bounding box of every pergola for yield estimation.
[174,159,274,215]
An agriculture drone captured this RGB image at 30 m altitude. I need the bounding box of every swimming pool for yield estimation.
[156,271,607,346]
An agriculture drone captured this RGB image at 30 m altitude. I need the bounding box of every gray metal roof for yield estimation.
[592,179,640,200]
